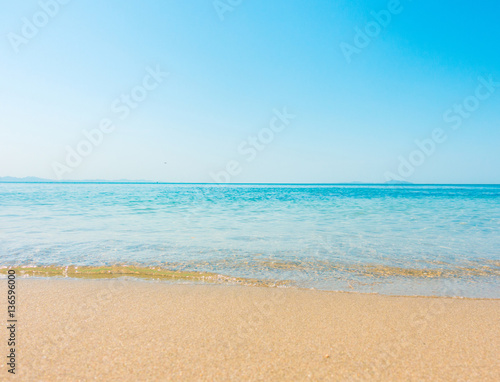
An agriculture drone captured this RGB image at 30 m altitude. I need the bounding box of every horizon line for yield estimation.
[1,181,500,186]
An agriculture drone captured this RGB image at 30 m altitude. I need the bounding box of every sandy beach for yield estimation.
[1,277,499,381]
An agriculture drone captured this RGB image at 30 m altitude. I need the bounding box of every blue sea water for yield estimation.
[0,183,499,298]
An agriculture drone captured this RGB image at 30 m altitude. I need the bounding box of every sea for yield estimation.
[0,183,499,298]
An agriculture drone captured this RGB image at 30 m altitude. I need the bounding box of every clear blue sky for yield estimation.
[1,0,499,183]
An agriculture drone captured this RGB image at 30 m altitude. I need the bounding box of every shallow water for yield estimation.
[1,183,499,297]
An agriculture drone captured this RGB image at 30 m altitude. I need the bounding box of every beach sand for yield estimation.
[1,278,499,381]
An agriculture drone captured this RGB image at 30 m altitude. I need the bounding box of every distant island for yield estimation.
[0,176,151,183]
[0,176,414,185]
[384,180,413,185]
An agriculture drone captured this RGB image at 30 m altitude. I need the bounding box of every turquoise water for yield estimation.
[1,183,499,297]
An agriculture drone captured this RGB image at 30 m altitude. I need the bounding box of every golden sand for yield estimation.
[1,278,499,381]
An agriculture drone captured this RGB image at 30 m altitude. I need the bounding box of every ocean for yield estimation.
[1,183,499,298]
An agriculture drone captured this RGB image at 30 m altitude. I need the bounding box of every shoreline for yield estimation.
[2,278,499,381]
[0,265,289,287]
[3,273,500,301]
[1,264,499,300]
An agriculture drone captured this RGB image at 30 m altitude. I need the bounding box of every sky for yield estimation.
[1,0,499,183]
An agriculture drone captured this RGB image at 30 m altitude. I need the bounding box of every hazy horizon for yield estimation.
[2,175,500,185]
[2,1,499,183]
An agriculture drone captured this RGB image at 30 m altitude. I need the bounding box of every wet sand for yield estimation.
[2,278,499,381]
